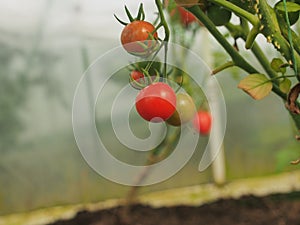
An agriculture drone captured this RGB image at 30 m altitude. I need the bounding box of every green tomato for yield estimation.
[207,4,232,26]
[275,1,300,25]
[167,93,196,126]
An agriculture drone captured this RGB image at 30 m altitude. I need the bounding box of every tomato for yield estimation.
[275,1,300,25]
[193,111,212,135]
[207,4,231,26]
[121,21,158,57]
[130,70,144,81]
[177,7,198,27]
[135,82,176,122]
[175,0,199,7]
[167,93,196,126]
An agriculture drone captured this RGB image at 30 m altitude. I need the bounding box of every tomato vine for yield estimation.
[115,0,300,206]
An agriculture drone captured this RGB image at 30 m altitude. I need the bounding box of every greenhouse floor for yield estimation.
[1,171,300,225]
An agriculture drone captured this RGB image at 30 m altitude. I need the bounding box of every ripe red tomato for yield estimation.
[177,7,198,27]
[130,70,144,81]
[135,82,176,122]
[193,111,212,135]
[121,21,158,57]
[167,93,196,126]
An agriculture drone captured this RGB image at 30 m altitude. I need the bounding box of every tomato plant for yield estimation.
[115,0,300,203]
[135,82,176,122]
[167,92,196,126]
[193,111,212,135]
[121,20,158,57]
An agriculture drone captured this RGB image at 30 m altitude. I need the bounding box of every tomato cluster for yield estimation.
[116,4,212,135]
[134,80,212,135]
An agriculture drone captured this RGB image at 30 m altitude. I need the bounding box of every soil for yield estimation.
[46,192,300,225]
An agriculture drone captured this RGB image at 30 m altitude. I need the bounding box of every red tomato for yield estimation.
[121,21,158,57]
[130,70,144,81]
[193,111,212,135]
[177,7,198,26]
[135,82,176,122]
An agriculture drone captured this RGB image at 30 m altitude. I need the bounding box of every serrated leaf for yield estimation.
[270,58,286,74]
[279,78,292,94]
[238,74,273,100]
[276,2,300,13]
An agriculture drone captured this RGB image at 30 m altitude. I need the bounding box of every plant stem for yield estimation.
[210,0,259,26]
[155,0,170,78]
[257,0,300,81]
[227,20,288,100]
[212,61,235,75]
[187,6,257,74]
[155,0,170,42]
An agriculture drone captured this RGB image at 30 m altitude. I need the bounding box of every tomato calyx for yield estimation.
[114,3,146,25]
[129,68,161,90]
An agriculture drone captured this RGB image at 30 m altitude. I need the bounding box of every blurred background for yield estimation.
[0,0,299,217]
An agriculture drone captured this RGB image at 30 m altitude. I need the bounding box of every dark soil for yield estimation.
[46,192,300,225]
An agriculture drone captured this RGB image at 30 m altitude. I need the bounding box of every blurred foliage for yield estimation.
[0,41,65,153]
[0,43,28,152]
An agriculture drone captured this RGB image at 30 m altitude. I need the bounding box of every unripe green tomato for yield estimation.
[285,11,299,25]
[175,0,199,7]
[275,1,300,25]
[166,93,196,126]
[207,4,232,26]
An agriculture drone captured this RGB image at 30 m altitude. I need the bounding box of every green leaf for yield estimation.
[270,58,286,74]
[276,2,300,13]
[279,78,292,94]
[238,74,273,100]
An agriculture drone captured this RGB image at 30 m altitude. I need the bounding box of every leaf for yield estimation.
[270,58,286,74]
[238,74,273,100]
[276,2,300,13]
[279,78,291,94]
[287,83,300,114]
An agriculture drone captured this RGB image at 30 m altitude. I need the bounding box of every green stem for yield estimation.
[188,6,257,74]
[210,0,260,26]
[227,20,287,100]
[283,0,297,76]
[212,61,235,75]
[155,0,170,78]
[257,0,300,81]
[251,43,279,81]
[155,0,170,42]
